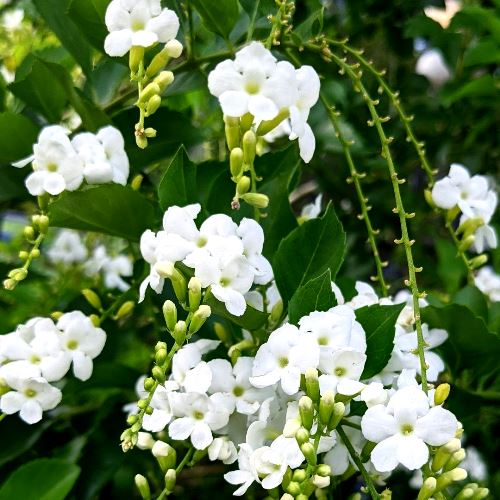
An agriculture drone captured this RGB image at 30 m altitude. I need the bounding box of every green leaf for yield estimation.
[49,185,157,241]
[32,0,93,75]
[158,146,198,210]
[0,458,80,500]
[294,8,324,41]
[357,303,405,379]
[441,75,497,106]
[68,0,109,52]
[190,0,240,39]
[288,269,336,325]
[463,39,500,67]
[452,285,488,321]
[436,238,467,295]
[0,112,39,163]
[205,294,268,331]
[257,148,300,257]
[273,202,346,306]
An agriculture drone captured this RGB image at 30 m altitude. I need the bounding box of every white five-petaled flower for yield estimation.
[475,266,500,302]
[104,0,180,57]
[361,386,458,472]
[47,230,88,265]
[318,349,367,396]
[415,49,451,88]
[85,245,133,292]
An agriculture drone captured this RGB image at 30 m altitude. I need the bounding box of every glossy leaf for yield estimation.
[0,112,39,163]
[190,0,240,39]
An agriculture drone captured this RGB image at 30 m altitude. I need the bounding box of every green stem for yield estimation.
[445,220,475,284]
[246,0,261,43]
[157,447,194,500]
[0,413,6,423]
[337,426,380,500]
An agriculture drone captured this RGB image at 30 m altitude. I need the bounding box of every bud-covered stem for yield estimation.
[157,447,194,499]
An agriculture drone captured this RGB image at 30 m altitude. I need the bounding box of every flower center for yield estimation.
[47,163,58,172]
[318,336,329,346]
[67,340,78,350]
[24,388,37,398]
[197,236,207,248]
[278,356,289,368]
[193,410,204,420]
[335,367,346,377]
[30,355,41,364]
[131,20,145,31]
[219,277,230,287]
[233,385,244,397]
[245,81,260,94]
[401,423,414,435]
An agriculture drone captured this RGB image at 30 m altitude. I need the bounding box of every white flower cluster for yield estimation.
[474,266,500,302]
[0,312,106,424]
[13,125,129,196]
[47,230,133,291]
[208,42,320,163]
[415,49,451,88]
[129,282,458,495]
[139,204,272,316]
[432,164,498,253]
[104,0,181,57]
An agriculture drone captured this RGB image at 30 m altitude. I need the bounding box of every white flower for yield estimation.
[104,0,180,57]
[475,266,500,302]
[56,311,106,381]
[168,392,231,450]
[250,323,319,395]
[142,380,179,432]
[224,444,257,496]
[346,281,380,309]
[0,376,62,424]
[300,194,323,221]
[471,223,497,253]
[359,382,388,408]
[424,0,460,29]
[13,125,84,196]
[72,126,129,185]
[208,437,238,464]
[319,349,366,396]
[85,245,132,291]
[361,386,458,472]
[415,49,451,87]
[461,446,488,481]
[2,8,23,30]
[47,230,88,265]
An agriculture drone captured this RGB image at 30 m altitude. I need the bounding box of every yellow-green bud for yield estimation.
[281,468,292,489]
[444,448,466,471]
[144,377,155,391]
[36,214,49,233]
[316,464,331,477]
[435,468,468,492]
[241,193,269,209]
[230,147,244,179]
[51,311,63,321]
[285,481,301,496]
[328,402,345,431]
[424,189,436,209]
[136,134,148,149]
[24,226,35,240]
[164,469,176,492]
[214,322,230,344]
[434,383,450,406]
[269,300,283,326]
[30,248,40,259]
[144,128,157,138]
[455,488,475,500]
[432,438,461,472]
[82,289,102,310]
[459,235,475,253]
[380,490,392,500]
[145,95,161,116]
[298,396,314,430]
[130,174,143,191]
[292,469,307,482]
[312,474,330,489]
[89,314,101,327]
[236,176,251,196]
[165,39,183,58]
[152,441,177,471]
[155,262,187,303]
[188,277,202,312]
[300,442,317,466]
[155,348,168,365]
[457,217,484,237]
[139,82,161,103]
[470,255,488,269]
[472,488,489,499]
[127,414,138,425]
[129,46,144,74]
[134,474,151,500]
[242,130,256,165]
[280,495,294,500]
[417,477,437,500]
[10,268,27,281]
[305,368,320,402]
[295,427,309,445]
[162,300,177,332]
[240,112,253,133]
[173,320,187,345]
[256,108,290,136]
[115,301,135,319]
[18,250,29,260]
[189,305,211,335]
[146,48,170,78]
[154,70,174,92]
[319,390,335,426]
[224,116,240,151]
[152,365,166,383]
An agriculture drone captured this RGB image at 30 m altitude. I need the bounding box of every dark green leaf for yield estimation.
[158,146,198,210]
[205,294,268,331]
[463,39,500,67]
[190,0,240,39]
[358,303,405,379]
[288,269,336,325]
[0,112,39,163]
[0,458,80,500]
[68,0,109,52]
[49,185,157,241]
[436,238,467,295]
[452,285,488,321]
[273,202,346,305]
[441,75,497,106]
[294,8,324,41]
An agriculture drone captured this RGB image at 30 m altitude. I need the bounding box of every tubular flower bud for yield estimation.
[230,147,244,179]
[444,448,466,471]
[256,108,290,136]
[165,39,183,58]
[163,300,177,332]
[152,441,177,471]
[82,289,102,310]
[432,438,461,472]
[188,277,202,312]
[298,396,314,430]
[224,116,240,151]
[242,130,257,165]
[173,320,187,345]
[305,368,320,402]
[145,95,162,116]
[152,365,166,383]
[319,390,335,426]
[435,468,468,492]
[139,82,161,104]
[115,301,135,319]
[241,193,269,209]
[164,469,177,492]
[134,474,151,500]
[434,383,451,405]
[188,305,211,335]
[146,48,170,78]
[417,477,437,500]
[236,177,251,196]
[154,70,175,92]
[470,255,488,269]
[295,427,310,445]
[328,402,346,431]
[129,46,144,74]
[300,442,317,466]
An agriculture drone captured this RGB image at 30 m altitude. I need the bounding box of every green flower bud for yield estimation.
[162,300,177,332]
[241,193,269,209]
[24,226,35,240]
[316,464,331,477]
[126,414,138,426]
[469,254,488,269]
[164,469,176,492]
[458,235,475,253]
[240,112,254,133]
[115,301,135,319]
[214,322,230,345]
[230,147,244,179]
[30,248,40,259]
[173,320,187,345]
[455,487,475,500]
[472,488,489,500]
[146,49,170,78]
[152,441,177,471]
[298,396,314,430]
[295,427,310,445]
[305,368,320,402]
[432,438,461,472]
[10,268,27,281]
[292,469,307,482]
[256,108,290,136]
[189,305,211,335]
[152,365,166,383]
[144,377,155,391]
[136,134,148,149]
[18,250,29,260]
[36,215,49,233]
[134,474,151,500]
[82,289,102,310]
[424,189,436,209]
[89,314,101,327]
[155,348,168,365]
[380,490,392,500]
[129,46,144,74]
[242,130,256,165]
[281,467,293,489]
[236,176,251,196]
[144,128,157,138]
[139,82,160,103]
[319,390,335,426]
[145,95,162,116]
[434,383,450,406]
[188,277,202,312]
[435,468,468,492]
[165,39,183,58]
[155,262,187,303]
[280,495,294,500]
[154,70,174,92]
[444,448,466,472]
[300,442,317,466]
[224,116,240,151]
[417,477,436,500]
[285,481,301,496]
[328,402,345,431]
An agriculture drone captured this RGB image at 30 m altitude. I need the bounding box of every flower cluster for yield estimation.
[474,266,500,302]
[139,204,272,316]
[208,42,320,163]
[0,312,106,424]
[13,125,130,196]
[104,0,180,58]
[431,163,498,253]
[129,281,459,496]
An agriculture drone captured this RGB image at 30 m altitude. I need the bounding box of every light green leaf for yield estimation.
[68,0,109,52]
[190,0,240,39]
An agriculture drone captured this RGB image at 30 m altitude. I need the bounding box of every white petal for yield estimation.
[396,435,429,470]
[104,30,132,57]
[43,173,67,195]
[415,406,457,446]
[191,422,213,450]
[20,400,43,424]
[361,405,397,443]
[370,435,402,472]
[25,171,47,196]
[248,94,279,121]
[219,91,249,118]
[169,417,195,440]
[431,178,459,209]
[298,124,316,163]
[72,351,93,381]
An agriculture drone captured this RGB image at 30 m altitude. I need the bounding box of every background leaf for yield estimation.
[190,0,240,39]
[0,112,39,164]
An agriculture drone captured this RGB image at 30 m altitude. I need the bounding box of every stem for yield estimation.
[0,413,6,423]
[186,0,195,60]
[445,220,475,284]
[246,0,261,43]
[157,447,194,500]
[337,426,380,500]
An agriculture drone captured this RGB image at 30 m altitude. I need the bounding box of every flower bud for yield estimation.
[236,176,251,196]
[188,277,202,312]
[435,468,468,492]
[298,395,314,431]
[380,490,392,500]
[30,248,40,258]
[144,128,157,138]
[18,250,29,260]
[164,469,176,492]
[269,300,283,326]
[115,300,135,319]
[300,442,317,466]
[458,235,475,252]
[172,320,187,345]
[36,215,49,233]
[144,377,155,391]
[129,46,144,74]
[469,255,488,269]
[214,322,230,345]
[316,464,331,477]
[145,95,162,116]
[281,495,294,500]
[89,314,101,327]
[328,402,345,431]
[162,300,177,332]
[242,130,256,165]
[241,193,269,209]
[137,432,154,450]
[240,112,253,133]
[424,189,436,209]
[434,383,450,406]
[146,48,170,78]
[283,418,301,438]
[292,469,306,482]
[155,347,168,365]
[127,414,138,426]
[319,390,335,426]
[444,448,466,472]
[165,39,183,58]
[152,441,177,471]
[455,487,475,500]
[134,474,151,500]
[256,108,290,136]
[136,134,148,149]
[224,116,240,151]
[285,481,301,496]
[139,82,160,103]
[9,268,27,281]
[432,438,461,472]
[305,368,320,402]
[51,311,63,321]
[295,427,310,445]
[24,225,35,240]
[417,477,436,500]
[152,365,166,383]
[188,305,211,335]
[155,262,187,303]
[154,70,175,92]
[472,488,489,499]
[230,147,244,179]
[312,474,330,489]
